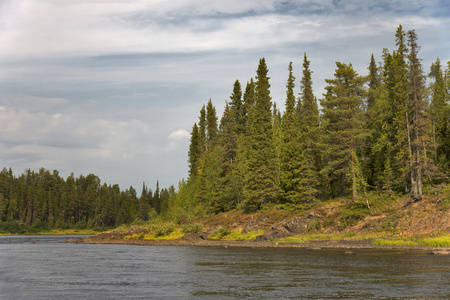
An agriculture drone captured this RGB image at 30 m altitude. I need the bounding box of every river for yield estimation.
[0,235,448,299]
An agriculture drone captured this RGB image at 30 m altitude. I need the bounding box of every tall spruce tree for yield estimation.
[211,103,239,212]
[242,78,256,129]
[198,105,206,153]
[392,25,411,193]
[206,99,218,149]
[193,100,219,207]
[280,62,304,203]
[188,123,201,179]
[364,54,382,188]
[429,58,450,175]
[243,58,278,211]
[407,29,431,200]
[229,80,245,134]
[298,53,320,201]
[320,62,368,199]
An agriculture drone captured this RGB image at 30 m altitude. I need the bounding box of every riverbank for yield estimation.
[65,233,450,253]
[66,192,450,252]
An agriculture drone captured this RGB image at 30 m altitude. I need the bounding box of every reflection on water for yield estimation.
[0,235,449,299]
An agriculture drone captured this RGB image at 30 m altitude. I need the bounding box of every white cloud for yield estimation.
[169,129,190,141]
[0,0,448,189]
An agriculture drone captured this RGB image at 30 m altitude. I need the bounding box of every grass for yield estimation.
[207,227,264,241]
[278,232,383,244]
[0,228,102,235]
[208,227,232,240]
[219,229,265,241]
[372,234,450,247]
[42,228,101,235]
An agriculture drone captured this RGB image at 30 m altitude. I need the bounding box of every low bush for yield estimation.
[0,221,27,234]
[181,222,203,234]
[153,223,175,237]
[209,226,231,240]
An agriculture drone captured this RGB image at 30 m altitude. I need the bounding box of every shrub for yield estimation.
[0,221,27,234]
[338,208,368,230]
[153,223,175,237]
[181,222,203,233]
[210,227,231,240]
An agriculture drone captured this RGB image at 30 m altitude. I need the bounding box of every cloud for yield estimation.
[169,129,190,141]
[1,0,443,62]
[0,0,448,190]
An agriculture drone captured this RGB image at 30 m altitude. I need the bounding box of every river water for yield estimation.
[0,235,448,299]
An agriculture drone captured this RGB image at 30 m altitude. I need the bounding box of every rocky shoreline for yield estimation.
[65,195,450,255]
[65,234,450,254]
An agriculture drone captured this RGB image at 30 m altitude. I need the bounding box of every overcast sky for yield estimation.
[0,0,449,191]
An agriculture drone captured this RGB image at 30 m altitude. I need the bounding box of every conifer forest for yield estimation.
[1,25,449,232]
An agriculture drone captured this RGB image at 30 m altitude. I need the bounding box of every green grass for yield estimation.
[419,235,450,247]
[278,232,380,244]
[372,234,450,247]
[372,238,420,247]
[1,228,102,235]
[219,229,265,241]
[208,227,232,240]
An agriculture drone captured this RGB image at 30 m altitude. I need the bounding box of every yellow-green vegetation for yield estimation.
[144,229,185,241]
[373,234,450,247]
[41,229,101,235]
[278,232,450,247]
[122,221,203,241]
[278,232,381,244]
[181,222,203,234]
[209,227,265,241]
[0,228,102,235]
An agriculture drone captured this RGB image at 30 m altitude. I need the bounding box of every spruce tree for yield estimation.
[243,58,278,211]
[198,105,206,153]
[367,53,381,111]
[392,25,411,193]
[212,103,240,212]
[320,62,368,199]
[206,99,218,149]
[298,53,320,201]
[229,80,245,134]
[364,54,382,188]
[280,61,304,203]
[242,78,256,129]
[429,58,450,175]
[188,123,201,179]
[407,29,432,200]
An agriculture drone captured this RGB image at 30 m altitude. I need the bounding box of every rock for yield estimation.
[428,250,450,255]
[308,247,321,250]
[241,216,269,234]
[182,232,209,241]
[254,234,269,242]
[254,217,311,241]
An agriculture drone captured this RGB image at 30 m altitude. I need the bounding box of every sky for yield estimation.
[0,0,449,192]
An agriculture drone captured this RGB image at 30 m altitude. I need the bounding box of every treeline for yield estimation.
[1,25,448,232]
[0,167,176,232]
[184,25,450,213]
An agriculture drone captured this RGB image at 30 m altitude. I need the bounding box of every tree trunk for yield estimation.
[406,110,417,198]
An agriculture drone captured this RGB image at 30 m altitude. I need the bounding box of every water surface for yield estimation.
[0,235,448,299]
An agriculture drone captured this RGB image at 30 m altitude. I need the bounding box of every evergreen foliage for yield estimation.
[320,62,368,199]
[2,25,448,228]
[0,168,174,232]
[181,25,447,214]
[243,58,279,211]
